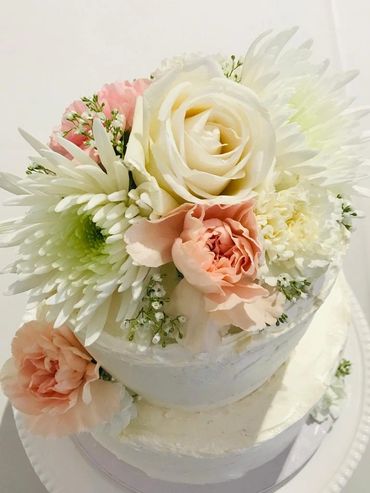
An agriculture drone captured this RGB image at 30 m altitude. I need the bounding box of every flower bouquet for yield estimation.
[0,28,367,437]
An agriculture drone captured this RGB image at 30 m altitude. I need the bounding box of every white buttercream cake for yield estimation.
[91,273,350,484]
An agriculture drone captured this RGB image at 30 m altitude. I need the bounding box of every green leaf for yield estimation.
[99,367,113,381]
[26,163,56,176]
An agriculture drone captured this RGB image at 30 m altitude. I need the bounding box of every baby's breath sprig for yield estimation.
[81,94,105,114]
[63,94,130,158]
[123,274,185,348]
[335,359,352,378]
[266,312,288,328]
[277,277,311,302]
[276,312,288,326]
[222,55,243,82]
[337,194,358,231]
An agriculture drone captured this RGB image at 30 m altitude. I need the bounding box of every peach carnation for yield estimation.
[125,201,284,351]
[0,321,122,436]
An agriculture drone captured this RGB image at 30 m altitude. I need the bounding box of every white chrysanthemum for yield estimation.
[0,120,150,344]
[240,28,370,195]
[256,183,349,280]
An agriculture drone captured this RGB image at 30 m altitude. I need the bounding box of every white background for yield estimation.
[0,1,370,491]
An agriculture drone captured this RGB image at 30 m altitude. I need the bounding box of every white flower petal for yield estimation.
[92,119,118,171]
[54,135,97,165]
[0,172,30,195]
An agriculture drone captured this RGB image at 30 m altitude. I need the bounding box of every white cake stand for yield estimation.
[13,289,370,493]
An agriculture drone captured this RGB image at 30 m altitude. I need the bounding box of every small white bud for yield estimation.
[153,284,166,297]
[152,333,161,344]
[112,114,126,128]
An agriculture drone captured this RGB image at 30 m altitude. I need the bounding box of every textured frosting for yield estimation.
[92,273,350,484]
[87,267,338,410]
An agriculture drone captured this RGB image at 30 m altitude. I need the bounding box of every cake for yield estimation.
[0,28,366,488]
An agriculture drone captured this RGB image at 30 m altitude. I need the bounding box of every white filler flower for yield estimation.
[0,120,149,345]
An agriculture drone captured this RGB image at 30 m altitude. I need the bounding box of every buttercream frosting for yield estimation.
[87,266,338,410]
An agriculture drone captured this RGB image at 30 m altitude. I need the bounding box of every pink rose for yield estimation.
[125,202,284,351]
[0,321,122,436]
[49,79,150,160]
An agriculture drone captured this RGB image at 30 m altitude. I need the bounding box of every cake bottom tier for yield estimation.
[92,275,350,485]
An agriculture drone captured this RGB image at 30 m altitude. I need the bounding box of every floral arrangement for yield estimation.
[0,28,367,436]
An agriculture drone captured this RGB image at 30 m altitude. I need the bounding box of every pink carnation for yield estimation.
[125,202,284,352]
[0,321,122,436]
[98,79,149,129]
[49,99,91,158]
[49,79,150,160]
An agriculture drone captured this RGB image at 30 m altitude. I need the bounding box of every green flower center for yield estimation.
[58,209,108,269]
[77,215,106,251]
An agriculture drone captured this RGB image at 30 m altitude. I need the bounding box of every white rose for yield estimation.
[126,58,276,215]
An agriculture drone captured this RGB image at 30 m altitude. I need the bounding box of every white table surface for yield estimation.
[0,1,369,492]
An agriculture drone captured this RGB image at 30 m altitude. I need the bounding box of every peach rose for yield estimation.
[125,201,284,351]
[0,321,122,436]
[50,79,150,159]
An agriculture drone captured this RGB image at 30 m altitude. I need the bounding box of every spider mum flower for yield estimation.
[240,28,370,194]
[0,120,149,344]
